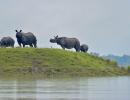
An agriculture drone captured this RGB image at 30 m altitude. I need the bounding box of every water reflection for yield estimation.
[0,77,129,100]
[0,80,37,100]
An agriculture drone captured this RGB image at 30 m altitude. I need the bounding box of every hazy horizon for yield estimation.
[0,0,130,56]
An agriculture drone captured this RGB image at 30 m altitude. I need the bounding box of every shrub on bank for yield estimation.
[128,66,130,72]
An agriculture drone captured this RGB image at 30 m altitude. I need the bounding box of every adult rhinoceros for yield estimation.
[0,37,15,48]
[15,30,37,48]
[50,35,80,52]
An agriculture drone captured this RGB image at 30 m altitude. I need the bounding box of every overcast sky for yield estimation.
[0,0,130,55]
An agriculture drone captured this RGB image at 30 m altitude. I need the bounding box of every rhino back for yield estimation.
[22,32,36,44]
[1,37,14,42]
[59,37,80,48]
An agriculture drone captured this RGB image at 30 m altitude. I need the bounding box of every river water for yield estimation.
[0,76,129,100]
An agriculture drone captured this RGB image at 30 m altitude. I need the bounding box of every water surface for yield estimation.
[0,76,130,100]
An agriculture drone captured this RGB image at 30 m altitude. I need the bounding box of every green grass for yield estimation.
[0,48,129,78]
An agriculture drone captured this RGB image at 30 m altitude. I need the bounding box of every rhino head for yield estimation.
[50,35,58,43]
[15,30,22,38]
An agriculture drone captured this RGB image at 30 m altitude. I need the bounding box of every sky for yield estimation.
[0,0,130,55]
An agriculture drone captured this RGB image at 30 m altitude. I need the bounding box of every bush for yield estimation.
[127,66,130,72]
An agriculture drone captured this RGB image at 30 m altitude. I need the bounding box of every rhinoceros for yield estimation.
[15,30,37,48]
[0,37,15,48]
[80,44,88,53]
[50,35,80,52]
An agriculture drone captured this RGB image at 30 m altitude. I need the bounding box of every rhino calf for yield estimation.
[0,37,15,48]
[50,35,80,52]
[80,44,88,53]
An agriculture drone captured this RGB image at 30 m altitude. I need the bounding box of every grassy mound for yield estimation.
[0,48,128,78]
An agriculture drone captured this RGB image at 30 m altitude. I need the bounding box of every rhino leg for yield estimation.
[61,46,65,50]
[30,44,33,47]
[18,43,22,47]
[17,39,22,47]
[76,49,80,52]
[75,45,80,52]
[23,44,25,48]
[83,50,86,53]
[33,43,37,48]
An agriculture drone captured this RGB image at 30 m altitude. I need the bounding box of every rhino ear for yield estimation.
[19,30,22,32]
[15,30,18,32]
[56,35,58,38]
